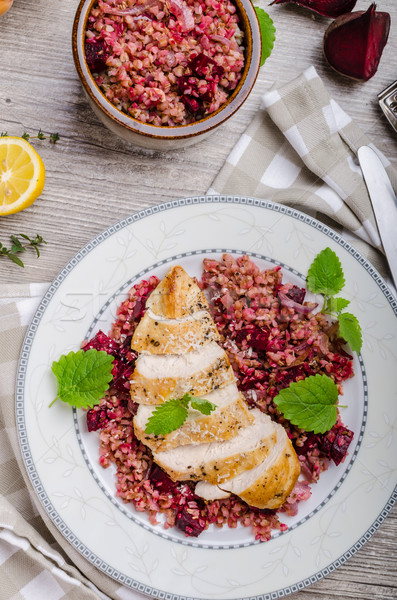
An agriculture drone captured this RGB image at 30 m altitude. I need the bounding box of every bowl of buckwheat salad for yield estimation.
[72,0,261,149]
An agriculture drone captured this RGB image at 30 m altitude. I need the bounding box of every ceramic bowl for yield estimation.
[72,0,261,150]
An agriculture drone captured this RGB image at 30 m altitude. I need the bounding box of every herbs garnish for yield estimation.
[50,349,114,408]
[307,247,362,353]
[1,130,60,143]
[273,374,339,434]
[145,393,217,436]
[0,233,47,267]
[254,7,276,66]
[274,248,362,431]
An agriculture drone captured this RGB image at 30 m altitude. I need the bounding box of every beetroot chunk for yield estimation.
[149,464,177,494]
[189,53,224,79]
[236,326,270,352]
[286,285,306,305]
[85,39,110,73]
[271,0,357,18]
[296,423,354,466]
[87,408,110,432]
[323,4,391,81]
[82,330,120,355]
[175,503,206,537]
[318,423,354,465]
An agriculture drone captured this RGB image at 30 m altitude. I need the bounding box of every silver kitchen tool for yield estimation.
[378,80,397,133]
[358,146,397,288]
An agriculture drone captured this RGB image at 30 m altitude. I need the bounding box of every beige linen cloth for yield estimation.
[1,67,396,600]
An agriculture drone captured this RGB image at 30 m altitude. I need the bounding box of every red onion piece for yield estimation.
[165,50,177,67]
[316,332,330,355]
[270,0,357,18]
[102,0,159,16]
[165,0,195,32]
[323,3,391,81]
[278,292,318,314]
[210,34,234,48]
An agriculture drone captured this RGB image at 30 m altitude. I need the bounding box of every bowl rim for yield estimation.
[72,0,261,140]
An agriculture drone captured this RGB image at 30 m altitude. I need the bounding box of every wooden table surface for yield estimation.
[1,0,396,598]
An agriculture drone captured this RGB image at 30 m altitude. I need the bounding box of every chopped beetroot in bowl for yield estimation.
[84,0,246,126]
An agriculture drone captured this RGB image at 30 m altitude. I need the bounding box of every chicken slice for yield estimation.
[194,421,301,509]
[134,383,254,452]
[129,341,235,405]
[145,265,209,319]
[131,308,219,354]
[152,409,277,485]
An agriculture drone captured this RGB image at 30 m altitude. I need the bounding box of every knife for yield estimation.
[357,145,397,287]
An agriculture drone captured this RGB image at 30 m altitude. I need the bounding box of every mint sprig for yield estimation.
[145,393,217,436]
[273,374,339,433]
[307,247,362,353]
[50,349,114,408]
[254,7,276,66]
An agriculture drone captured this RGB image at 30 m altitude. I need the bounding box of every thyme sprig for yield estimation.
[0,234,47,267]
[1,130,59,143]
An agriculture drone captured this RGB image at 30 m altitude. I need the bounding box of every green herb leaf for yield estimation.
[254,7,276,66]
[145,399,189,435]
[338,312,362,353]
[273,374,339,434]
[50,132,60,143]
[0,233,47,268]
[51,349,114,408]
[9,254,25,267]
[189,396,217,415]
[307,247,345,296]
[327,296,350,314]
[22,132,30,140]
[145,393,217,435]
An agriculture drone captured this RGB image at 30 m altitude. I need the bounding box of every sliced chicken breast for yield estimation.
[129,341,235,405]
[134,384,254,451]
[146,265,209,319]
[131,308,220,354]
[152,409,277,485]
[195,421,301,509]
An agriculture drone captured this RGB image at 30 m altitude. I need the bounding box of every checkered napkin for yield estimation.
[208,65,397,278]
[0,286,149,600]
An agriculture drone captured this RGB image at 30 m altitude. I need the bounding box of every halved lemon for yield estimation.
[0,136,45,216]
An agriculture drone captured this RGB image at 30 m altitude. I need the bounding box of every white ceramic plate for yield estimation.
[17,197,397,599]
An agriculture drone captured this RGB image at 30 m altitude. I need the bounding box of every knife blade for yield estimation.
[357,145,397,287]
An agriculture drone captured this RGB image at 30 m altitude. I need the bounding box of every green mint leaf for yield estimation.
[254,8,276,66]
[273,374,339,434]
[327,297,350,314]
[145,399,188,435]
[307,247,345,296]
[51,349,114,408]
[338,312,362,353]
[189,396,217,415]
[145,394,217,435]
